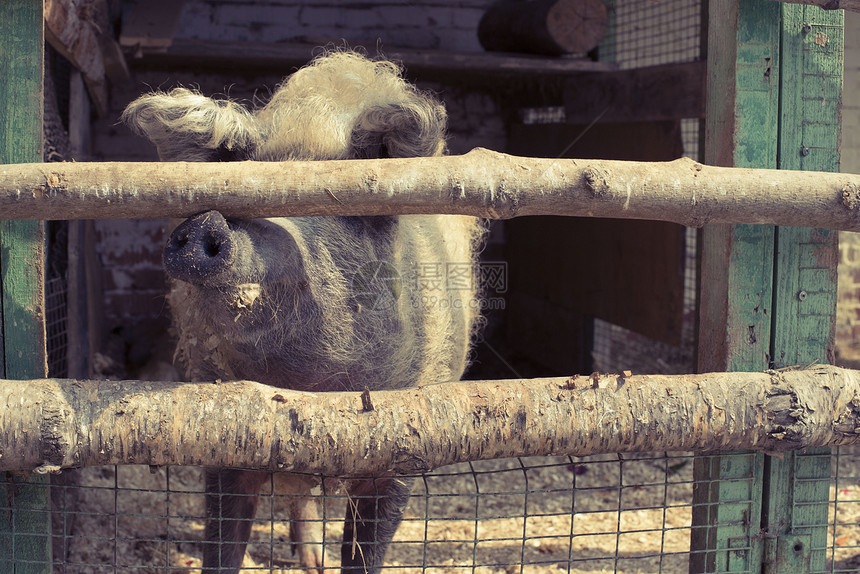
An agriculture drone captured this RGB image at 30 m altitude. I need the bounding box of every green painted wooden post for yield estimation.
[0,0,53,572]
[692,0,781,572]
[763,6,843,574]
[692,2,842,573]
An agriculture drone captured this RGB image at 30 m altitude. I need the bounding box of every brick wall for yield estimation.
[837,10,860,366]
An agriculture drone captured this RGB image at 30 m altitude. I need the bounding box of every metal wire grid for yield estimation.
[1,427,854,572]
[819,446,860,573]
[45,275,68,379]
[0,454,707,572]
[598,0,703,69]
[7,445,860,573]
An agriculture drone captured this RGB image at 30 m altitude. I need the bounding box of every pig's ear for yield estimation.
[122,88,261,161]
[350,98,448,159]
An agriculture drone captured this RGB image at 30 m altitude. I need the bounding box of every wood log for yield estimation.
[478,0,609,56]
[3,150,860,231]
[2,365,860,475]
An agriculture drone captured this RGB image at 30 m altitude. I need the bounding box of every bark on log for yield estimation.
[3,365,860,476]
[478,0,609,56]
[771,0,860,11]
[3,150,860,231]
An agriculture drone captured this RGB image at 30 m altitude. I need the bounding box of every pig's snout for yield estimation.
[164,211,236,284]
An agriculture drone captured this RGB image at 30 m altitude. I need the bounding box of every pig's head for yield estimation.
[121,52,469,388]
[121,52,446,163]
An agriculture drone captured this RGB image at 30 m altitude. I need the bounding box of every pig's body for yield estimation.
[166,213,478,393]
[123,51,482,573]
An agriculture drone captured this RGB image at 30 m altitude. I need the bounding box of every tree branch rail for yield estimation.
[2,149,860,230]
[4,365,860,476]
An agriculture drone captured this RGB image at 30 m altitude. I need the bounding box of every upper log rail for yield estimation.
[3,149,860,230]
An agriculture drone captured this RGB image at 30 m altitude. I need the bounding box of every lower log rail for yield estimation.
[2,364,859,476]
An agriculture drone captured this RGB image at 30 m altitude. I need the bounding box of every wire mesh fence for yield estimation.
[598,0,704,68]
[45,275,68,379]
[7,1,852,572]
[0,448,850,572]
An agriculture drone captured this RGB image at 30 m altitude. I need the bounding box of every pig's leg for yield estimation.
[273,474,325,573]
[202,468,268,573]
[341,476,414,574]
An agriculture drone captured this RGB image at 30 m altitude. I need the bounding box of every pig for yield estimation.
[122,51,484,573]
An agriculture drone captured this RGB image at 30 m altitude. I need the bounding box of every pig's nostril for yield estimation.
[204,238,221,258]
[164,210,234,283]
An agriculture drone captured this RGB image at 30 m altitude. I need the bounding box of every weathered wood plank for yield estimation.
[506,121,685,345]
[762,5,844,573]
[119,0,186,49]
[0,0,51,571]
[44,0,108,116]
[130,38,616,78]
[691,0,782,571]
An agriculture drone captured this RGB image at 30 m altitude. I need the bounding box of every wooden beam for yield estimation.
[761,5,843,572]
[0,0,52,571]
[44,0,111,116]
[119,0,186,49]
[126,38,616,79]
[563,60,706,123]
[691,1,781,571]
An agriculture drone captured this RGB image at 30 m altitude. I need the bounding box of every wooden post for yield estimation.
[0,0,52,572]
[763,6,842,573]
[691,1,842,572]
[692,1,780,572]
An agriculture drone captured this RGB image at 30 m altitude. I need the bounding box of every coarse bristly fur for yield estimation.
[123,50,484,391]
[123,51,484,573]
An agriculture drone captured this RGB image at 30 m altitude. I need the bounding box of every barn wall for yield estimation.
[91,1,507,376]
[836,10,860,367]
[172,0,493,51]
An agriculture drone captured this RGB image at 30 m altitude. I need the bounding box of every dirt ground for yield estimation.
[52,446,860,573]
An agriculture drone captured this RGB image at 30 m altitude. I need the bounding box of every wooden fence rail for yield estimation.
[3,149,860,230]
[2,365,859,476]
